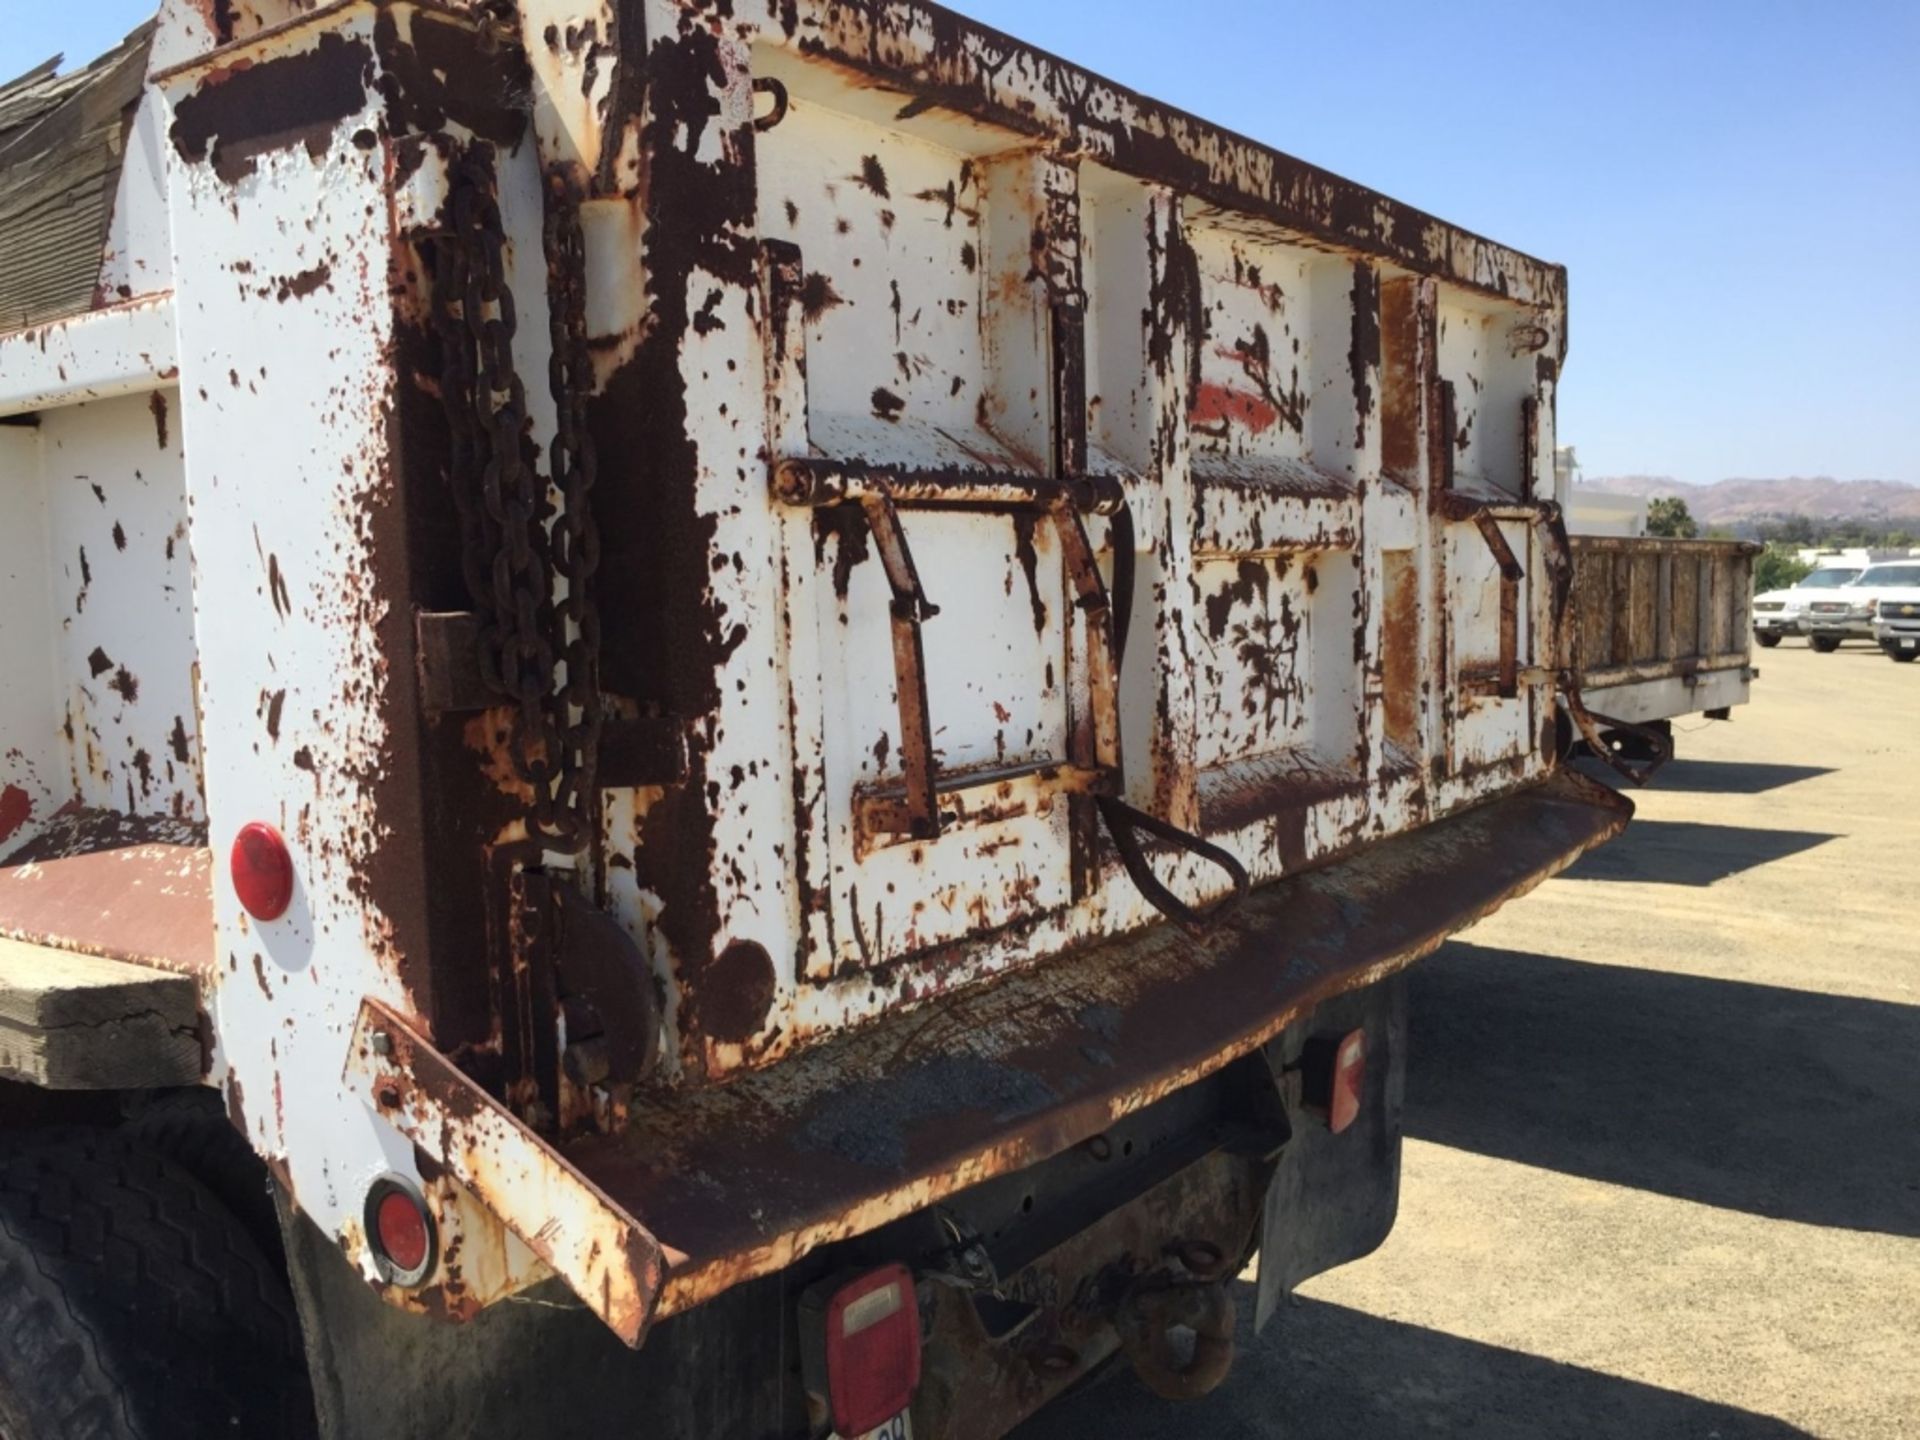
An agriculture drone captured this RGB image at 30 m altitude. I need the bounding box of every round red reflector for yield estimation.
[229,822,294,921]
[374,1188,431,1276]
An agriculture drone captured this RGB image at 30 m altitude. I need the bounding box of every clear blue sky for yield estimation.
[9,0,1915,484]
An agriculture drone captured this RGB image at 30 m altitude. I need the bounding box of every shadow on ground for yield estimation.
[1407,944,1920,1236]
[1645,759,1835,795]
[1013,1288,1811,1439]
[1557,818,1839,886]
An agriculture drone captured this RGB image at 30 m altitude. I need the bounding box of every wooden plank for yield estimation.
[1671,556,1700,659]
[1657,552,1676,662]
[0,937,203,1089]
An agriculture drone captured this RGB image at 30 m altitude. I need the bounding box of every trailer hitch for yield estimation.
[1559,680,1675,787]
[1114,1245,1237,1402]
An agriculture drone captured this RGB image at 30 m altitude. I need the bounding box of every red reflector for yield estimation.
[825,1265,920,1436]
[230,822,294,921]
[373,1187,431,1278]
[1329,1029,1367,1135]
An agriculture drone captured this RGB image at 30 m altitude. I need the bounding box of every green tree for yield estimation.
[1759,515,1817,545]
[1646,496,1699,539]
[1753,548,1813,593]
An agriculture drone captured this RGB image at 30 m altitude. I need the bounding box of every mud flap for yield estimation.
[1254,973,1409,1332]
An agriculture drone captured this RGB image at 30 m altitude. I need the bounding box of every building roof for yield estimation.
[0,23,154,329]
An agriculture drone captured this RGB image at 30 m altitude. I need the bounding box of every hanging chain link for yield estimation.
[542,164,605,848]
[431,142,603,853]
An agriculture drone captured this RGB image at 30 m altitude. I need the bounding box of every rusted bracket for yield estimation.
[774,459,1241,927]
[414,609,494,713]
[855,758,1109,846]
[1472,509,1525,699]
[416,611,686,787]
[1437,495,1534,700]
[343,999,667,1348]
[597,716,690,788]
[776,460,1124,846]
[774,457,1122,516]
[860,492,944,839]
[1560,678,1674,787]
[1530,504,1673,788]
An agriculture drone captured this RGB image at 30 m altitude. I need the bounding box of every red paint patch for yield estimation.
[1190,380,1280,436]
[0,785,30,846]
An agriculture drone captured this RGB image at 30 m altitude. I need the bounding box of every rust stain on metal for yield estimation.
[266,551,290,618]
[167,30,372,184]
[274,261,332,302]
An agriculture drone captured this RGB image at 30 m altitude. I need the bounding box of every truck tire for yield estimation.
[1810,634,1842,653]
[123,1087,284,1269]
[1755,632,1782,648]
[0,1131,316,1440]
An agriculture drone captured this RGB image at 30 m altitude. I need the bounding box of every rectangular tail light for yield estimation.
[1302,1028,1368,1135]
[824,1265,920,1436]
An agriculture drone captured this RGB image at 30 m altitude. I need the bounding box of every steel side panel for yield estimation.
[0,296,178,420]
[158,7,441,1266]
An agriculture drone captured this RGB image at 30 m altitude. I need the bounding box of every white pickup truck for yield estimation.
[1804,561,1920,653]
[1751,565,1863,646]
[1872,581,1920,662]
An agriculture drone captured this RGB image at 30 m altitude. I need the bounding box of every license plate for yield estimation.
[839,1414,910,1440]
[1903,638,1917,651]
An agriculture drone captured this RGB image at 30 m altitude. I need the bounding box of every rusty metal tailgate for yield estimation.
[563,768,1627,1331]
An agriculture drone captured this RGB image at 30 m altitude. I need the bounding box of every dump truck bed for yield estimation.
[1570,535,1759,725]
[0,0,1628,1381]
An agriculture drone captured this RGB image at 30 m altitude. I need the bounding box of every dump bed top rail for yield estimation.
[739,2,1566,309]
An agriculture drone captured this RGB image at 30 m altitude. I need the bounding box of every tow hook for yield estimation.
[1114,1243,1237,1401]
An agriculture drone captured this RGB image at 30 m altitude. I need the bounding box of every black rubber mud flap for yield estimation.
[1254,973,1408,1332]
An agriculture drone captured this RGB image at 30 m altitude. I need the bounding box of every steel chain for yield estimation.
[431,142,603,853]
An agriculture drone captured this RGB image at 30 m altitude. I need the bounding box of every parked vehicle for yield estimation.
[1806,562,1920,652]
[1566,535,1759,755]
[0,5,1634,1437]
[1873,585,1920,662]
[1751,565,1864,646]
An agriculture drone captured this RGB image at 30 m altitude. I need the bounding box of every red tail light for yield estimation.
[230,821,294,921]
[825,1265,921,1436]
[1303,1027,1368,1135]
[1328,1029,1367,1134]
[365,1178,436,1286]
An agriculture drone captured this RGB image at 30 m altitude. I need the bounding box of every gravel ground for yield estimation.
[1020,640,1920,1439]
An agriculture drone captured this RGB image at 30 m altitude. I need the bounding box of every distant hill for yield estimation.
[1575,476,1920,525]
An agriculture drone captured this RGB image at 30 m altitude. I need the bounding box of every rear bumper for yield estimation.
[353,768,1631,1345]
[1806,615,1873,638]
